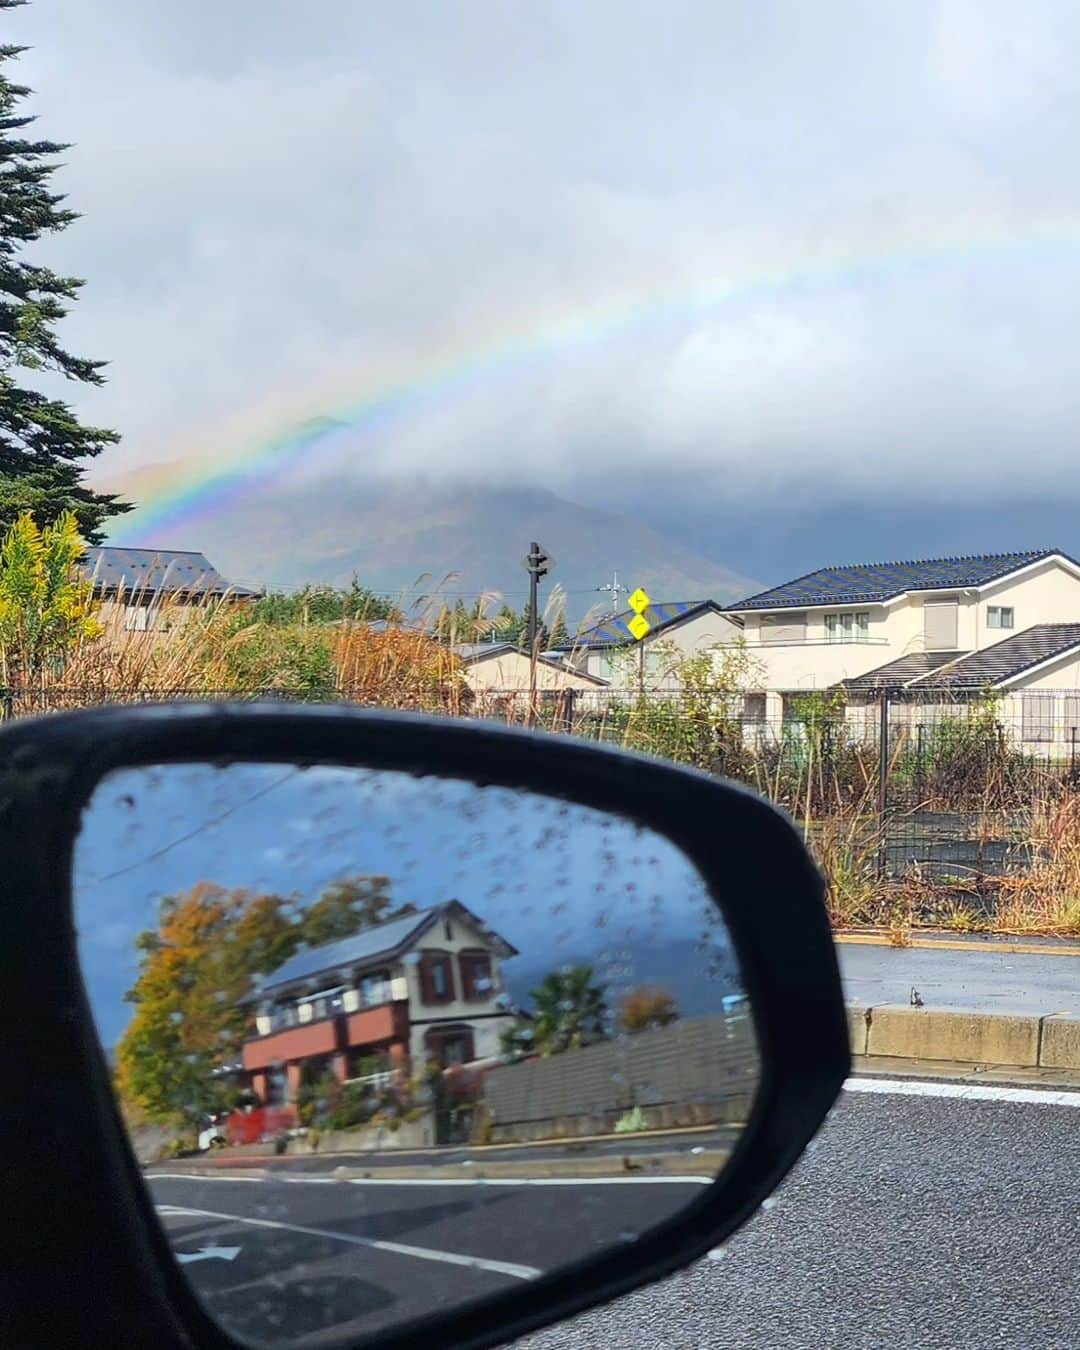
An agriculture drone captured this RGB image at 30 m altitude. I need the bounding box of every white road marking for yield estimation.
[154,1203,541,1281]
[151,1173,264,1182]
[346,1175,714,1187]
[845,1076,1080,1107]
[176,1245,242,1266]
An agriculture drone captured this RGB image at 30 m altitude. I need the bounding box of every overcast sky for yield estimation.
[15,2,1080,572]
[73,762,729,1045]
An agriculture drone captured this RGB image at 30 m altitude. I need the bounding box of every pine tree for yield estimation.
[0,5,130,542]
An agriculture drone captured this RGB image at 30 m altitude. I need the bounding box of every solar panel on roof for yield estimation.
[729,550,1068,611]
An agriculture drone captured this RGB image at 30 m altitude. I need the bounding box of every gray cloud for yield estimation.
[14,1,1080,514]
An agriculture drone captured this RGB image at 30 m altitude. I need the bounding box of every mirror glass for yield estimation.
[73,761,758,1347]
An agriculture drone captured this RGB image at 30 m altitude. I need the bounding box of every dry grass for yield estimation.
[992,793,1080,935]
[7,579,1080,939]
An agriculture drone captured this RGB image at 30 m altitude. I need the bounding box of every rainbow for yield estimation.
[109,211,1080,544]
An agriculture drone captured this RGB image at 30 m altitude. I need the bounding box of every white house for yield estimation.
[456,642,609,696]
[725,550,1080,729]
[557,599,744,694]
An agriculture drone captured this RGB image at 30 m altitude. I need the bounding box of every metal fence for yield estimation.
[5,681,1079,886]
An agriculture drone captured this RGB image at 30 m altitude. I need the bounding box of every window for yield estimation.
[358,970,390,1007]
[743,692,767,724]
[124,604,159,632]
[825,611,870,643]
[419,951,455,1004]
[987,606,1014,630]
[306,986,345,1020]
[459,950,493,1001]
[1022,695,1053,743]
[760,613,807,644]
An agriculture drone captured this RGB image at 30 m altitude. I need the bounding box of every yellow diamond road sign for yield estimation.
[628,587,651,614]
[628,613,651,641]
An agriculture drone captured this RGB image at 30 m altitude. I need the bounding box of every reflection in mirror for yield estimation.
[73,763,758,1348]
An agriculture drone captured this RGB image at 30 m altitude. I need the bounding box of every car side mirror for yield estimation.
[0,702,848,1348]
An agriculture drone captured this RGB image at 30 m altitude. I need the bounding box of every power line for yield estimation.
[82,767,302,889]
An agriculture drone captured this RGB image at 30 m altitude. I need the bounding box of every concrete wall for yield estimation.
[848,1002,1080,1072]
[287,1114,437,1154]
[483,1011,759,1142]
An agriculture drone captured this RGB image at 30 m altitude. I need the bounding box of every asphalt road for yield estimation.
[523,1085,1080,1350]
[150,1170,705,1345]
[149,1083,1080,1348]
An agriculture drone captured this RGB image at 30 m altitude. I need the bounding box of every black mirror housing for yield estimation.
[0,702,849,1349]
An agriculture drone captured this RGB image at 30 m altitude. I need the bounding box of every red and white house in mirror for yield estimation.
[240,901,518,1107]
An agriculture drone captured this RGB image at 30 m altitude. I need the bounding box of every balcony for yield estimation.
[346,1001,409,1048]
[243,1020,338,1071]
[243,1000,409,1071]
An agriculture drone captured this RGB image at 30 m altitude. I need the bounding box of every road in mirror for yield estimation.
[73,762,758,1348]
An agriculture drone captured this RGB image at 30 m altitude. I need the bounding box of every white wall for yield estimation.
[464,649,603,693]
[578,610,743,692]
[404,911,517,1065]
[978,559,1080,645]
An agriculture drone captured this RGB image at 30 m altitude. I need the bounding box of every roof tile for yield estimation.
[80,547,258,598]
[729,550,1070,612]
[911,624,1080,689]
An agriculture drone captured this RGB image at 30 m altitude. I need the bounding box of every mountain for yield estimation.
[97,465,759,620]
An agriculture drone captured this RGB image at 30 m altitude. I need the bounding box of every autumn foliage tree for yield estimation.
[619,984,679,1034]
[116,874,411,1125]
[116,883,299,1124]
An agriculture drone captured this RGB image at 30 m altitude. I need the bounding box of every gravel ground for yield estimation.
[519,1088,1080,1349]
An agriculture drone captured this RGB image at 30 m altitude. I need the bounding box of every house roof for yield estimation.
[80,547,259,598]
[729,550,1070,612]
[559,599,737,650]
[250,901,517,1001]
[455,642,516,661]
[910,624,1080,690]
[842,651,971,691]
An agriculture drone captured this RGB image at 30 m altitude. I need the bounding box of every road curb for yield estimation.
[148,1152,728,1184]
[847,1002,1080,1074]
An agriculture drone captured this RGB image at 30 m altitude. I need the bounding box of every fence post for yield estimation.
[0,688,11,723]
[1071,726,1077,782]
[877,688,892,879]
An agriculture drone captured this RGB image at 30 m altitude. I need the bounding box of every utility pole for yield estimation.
[522,542,554,728]
[597,570,628,617]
